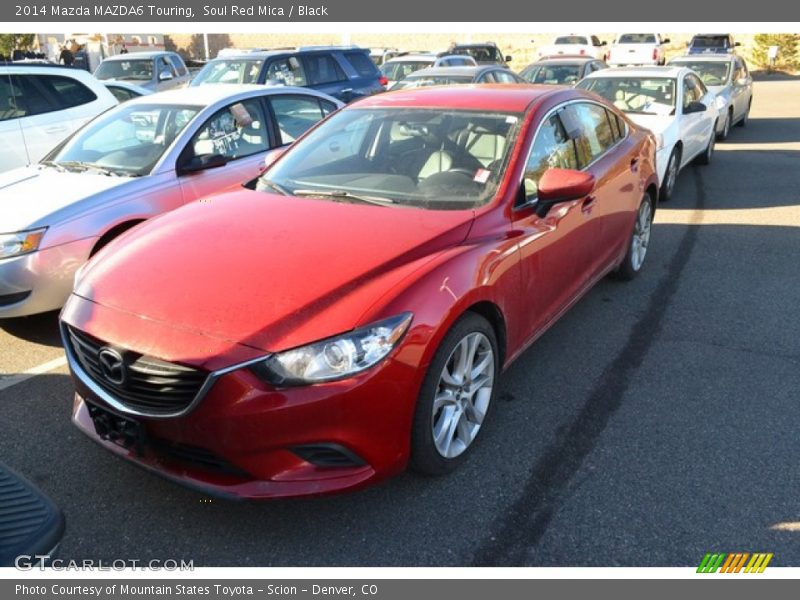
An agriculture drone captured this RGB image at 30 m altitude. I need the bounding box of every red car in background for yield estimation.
[61,85,658,499]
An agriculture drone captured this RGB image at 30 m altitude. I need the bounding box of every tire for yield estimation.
[717,109,732,141]
[736,99,751,127]
[695,124,716,165]
[659,146,680,202]
[409,312,499,475]
[613,193,654,281]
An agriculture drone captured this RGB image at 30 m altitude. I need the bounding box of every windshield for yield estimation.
[617,34,657,44]
[48,103,200,176]
[391,75,474,90]
[95,59,153,81]
[671,61,731,86]
[451,47,503,63]
[380,60,434,80]
[577,77,676,115]
[190,59,264,85]
[258,108,521,210]
[555,36,588,45]
[520,64,581,85]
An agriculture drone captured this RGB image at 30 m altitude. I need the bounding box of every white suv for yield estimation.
[0,65,117,173]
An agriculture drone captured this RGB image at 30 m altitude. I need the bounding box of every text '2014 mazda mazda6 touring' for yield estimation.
[60,85,658,499]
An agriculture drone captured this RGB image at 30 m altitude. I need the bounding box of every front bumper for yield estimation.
[0,238,94,318]
[62,296,425,499]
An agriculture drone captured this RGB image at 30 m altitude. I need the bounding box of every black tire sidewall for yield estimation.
[659,147,679,202]
[409,312,499,475]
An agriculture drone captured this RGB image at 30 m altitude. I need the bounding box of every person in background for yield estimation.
[120,44,129,54]
[59,44,74,66]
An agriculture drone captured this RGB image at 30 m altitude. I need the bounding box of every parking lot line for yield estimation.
[0,356,68,392]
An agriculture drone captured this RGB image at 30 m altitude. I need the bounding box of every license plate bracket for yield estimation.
[85,400,146,456]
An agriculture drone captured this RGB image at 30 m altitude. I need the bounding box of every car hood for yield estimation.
[626,113,673,136]
[0,166,135,233]
[75,189,475,354]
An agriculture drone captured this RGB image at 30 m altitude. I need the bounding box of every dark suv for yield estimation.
[190,46,385,102]
[445,42,513,67]
[687,34,741,55]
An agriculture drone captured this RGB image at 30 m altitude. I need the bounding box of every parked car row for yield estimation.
[0,37,754,501]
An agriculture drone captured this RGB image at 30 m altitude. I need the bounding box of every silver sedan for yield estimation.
[668,54,754,139]
[0,84,342,318]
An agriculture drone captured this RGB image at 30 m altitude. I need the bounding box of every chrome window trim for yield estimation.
[515,98,628,211]
[60,321,269,420]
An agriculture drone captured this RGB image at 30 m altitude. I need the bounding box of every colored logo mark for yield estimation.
[697,552,773,573]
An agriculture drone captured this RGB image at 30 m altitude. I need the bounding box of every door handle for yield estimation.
[630,157,639,172]
[581,195,596,213]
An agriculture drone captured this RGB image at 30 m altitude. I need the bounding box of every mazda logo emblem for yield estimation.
[97,347,126,386]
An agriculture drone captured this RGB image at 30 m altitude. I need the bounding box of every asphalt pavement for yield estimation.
[1,77,798,567]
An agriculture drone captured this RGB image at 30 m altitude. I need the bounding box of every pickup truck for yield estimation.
[608,33,670,66]
[537,35,608,61]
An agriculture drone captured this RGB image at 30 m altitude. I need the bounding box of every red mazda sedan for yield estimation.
[61,85,658,499]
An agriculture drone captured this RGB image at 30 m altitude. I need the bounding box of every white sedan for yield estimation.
[577,66,719,201]
[0,85,342,318]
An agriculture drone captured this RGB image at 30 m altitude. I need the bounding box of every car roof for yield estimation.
[123,84,324,107]
[584,66,687,79]
[529,57,595,66]
[212,46,366,60]
[385,54,437,63]
[450,42,499,48]
[101,51,174,61]
[669,54,735,63]
[406,65,502,77]
[352,84,561,113]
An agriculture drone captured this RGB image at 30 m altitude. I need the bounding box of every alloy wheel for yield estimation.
[630,199,652,272]
[431,332,495,458]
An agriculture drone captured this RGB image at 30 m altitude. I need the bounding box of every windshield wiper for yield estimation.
[292,189,396,207]
[258,179,291,196]
[39,160,68,173]
[57,161,123,177]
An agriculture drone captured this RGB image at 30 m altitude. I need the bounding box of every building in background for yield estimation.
[35,33,165,71]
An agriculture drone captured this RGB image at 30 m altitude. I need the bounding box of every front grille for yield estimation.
[66,326,208,416]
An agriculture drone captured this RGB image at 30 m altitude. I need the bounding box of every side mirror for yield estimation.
[601,41,608,46]
[179,153,228,174]
[663,37,671,44]
[683,101,707,114]
[262,146,286,171]
[159,70,174,81]
[505,55,513,62]
[534,168,595,218]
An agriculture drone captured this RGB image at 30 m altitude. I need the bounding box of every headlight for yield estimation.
[252,313,413,386]
[0,228,47,259]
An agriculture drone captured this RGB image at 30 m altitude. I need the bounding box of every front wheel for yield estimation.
[695,124,716,165]
[410,313,499,475]
[659,147,680,202]
[613,193,653,281]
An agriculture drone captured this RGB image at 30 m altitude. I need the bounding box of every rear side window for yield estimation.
[343,52,378,78]
[269,94,327,144]
[303,54,347,85]
[7,74,96,116]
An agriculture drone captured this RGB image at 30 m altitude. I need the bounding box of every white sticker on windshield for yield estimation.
[505,116,518,124]
[474,168,491,184]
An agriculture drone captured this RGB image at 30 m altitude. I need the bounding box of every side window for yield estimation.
[157,56,176,78]
[343,52,378,78]
[167,55,188,77]
[521,112,579,202]
[269,94,326,144]
[303,54,347,85]
[0,77,30,120]
[188,99,268,161]
[492,47,505,62]
[266,57,307,86]
[494,71,517,84]
[16,75,93,114]
[571,103,616,163]
[107,85,137,103]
